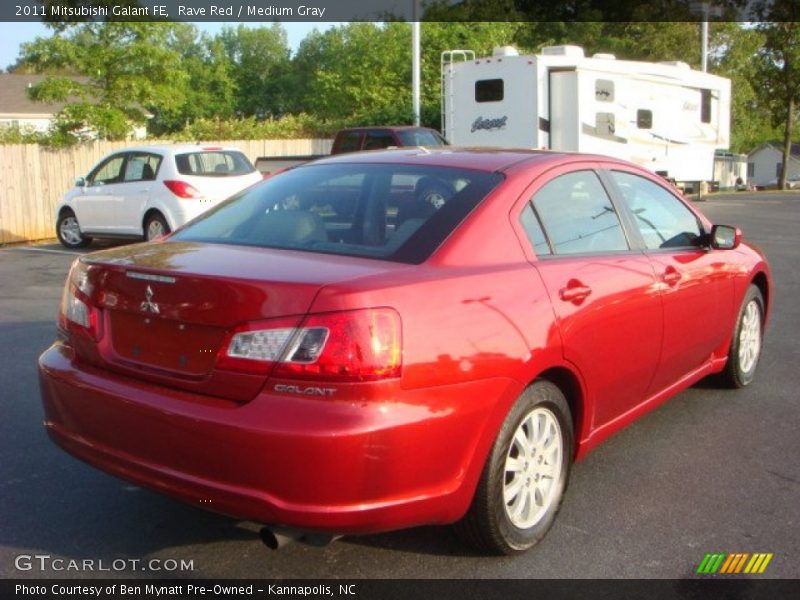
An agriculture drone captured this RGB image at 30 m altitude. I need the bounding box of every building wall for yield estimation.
[0,116,52,133]
[748,145,800,186]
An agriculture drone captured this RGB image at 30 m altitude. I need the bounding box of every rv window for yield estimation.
[701,89,712,123]
[637,110,653,129]
[595,79,614,102]
[596,112,616,137]
[475,79,504,102]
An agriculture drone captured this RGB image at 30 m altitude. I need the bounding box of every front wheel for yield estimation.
[144,213,170,241]
[56,210,92,248]
[720,285,765,388]
[456,381,573,555]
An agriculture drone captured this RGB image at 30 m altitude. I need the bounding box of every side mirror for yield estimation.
[710,224,742,250]
[75,176,86,187]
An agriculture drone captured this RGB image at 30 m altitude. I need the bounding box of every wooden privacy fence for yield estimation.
[0,138,332,245]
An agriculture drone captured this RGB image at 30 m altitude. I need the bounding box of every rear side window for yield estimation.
[336,132,361,153]
[124,153,162,182]
[531,171,629,255]
[172,164,503,264]
[610,171,703,249]
[363,131,395,151]
[174,151,255,177]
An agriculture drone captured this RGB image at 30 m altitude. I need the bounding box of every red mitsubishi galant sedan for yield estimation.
[39,149,771,554]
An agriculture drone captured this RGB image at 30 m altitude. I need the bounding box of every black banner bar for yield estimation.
[4,579,800,600]
[0,0,795,23]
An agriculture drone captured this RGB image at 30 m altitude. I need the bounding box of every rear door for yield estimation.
[517,165,663,429]
[113,152,162,234]
[605,169,734,394]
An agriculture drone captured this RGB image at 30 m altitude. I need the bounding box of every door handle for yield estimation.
[559,280,592,304]
[662,266,681,286]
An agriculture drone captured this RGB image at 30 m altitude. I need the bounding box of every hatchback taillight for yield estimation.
[163,180,203,199]
[216,308,402,382]
[58,260,101,340]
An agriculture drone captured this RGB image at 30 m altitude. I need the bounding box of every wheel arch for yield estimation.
[751,270,770,320]
[142,208,171,235]
[532,365,587,461]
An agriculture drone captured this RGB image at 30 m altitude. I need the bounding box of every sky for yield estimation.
[0,22,339,71]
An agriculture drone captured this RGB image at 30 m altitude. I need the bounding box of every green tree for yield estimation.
[15,22,190,142]
[218,24,291,118]
[756,21,800,188]
[149,30,237,135]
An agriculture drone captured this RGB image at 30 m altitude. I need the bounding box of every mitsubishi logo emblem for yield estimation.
[140,285,160,314]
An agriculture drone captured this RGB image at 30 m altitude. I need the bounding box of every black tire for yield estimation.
[56,209,92,249]
[144,212,170,241]
[719,285,765,388]
[455,381,573,555]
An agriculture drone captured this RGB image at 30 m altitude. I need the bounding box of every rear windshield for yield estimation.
[174,151,255,177]
[171,163,503,263]
[396,129,448,147]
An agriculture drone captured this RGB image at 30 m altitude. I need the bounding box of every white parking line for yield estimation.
[4,246,81,256]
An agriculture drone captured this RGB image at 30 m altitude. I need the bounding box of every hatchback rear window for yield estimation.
[171,164,503,263]
[174,151,255,177]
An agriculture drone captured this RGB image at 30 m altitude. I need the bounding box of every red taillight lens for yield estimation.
[217,308,402,382]
[58,260,101,340]
[163,180,203,199]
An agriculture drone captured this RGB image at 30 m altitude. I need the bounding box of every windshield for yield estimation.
[396,130,448,146]
[171,163,502,263]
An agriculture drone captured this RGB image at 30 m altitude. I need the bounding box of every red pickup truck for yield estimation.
[255,126,448,176]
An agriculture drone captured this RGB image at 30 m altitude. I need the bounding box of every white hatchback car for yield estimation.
[56,145,263,248]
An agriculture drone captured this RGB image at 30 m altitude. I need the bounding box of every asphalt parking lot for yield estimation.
[1,192,798,580]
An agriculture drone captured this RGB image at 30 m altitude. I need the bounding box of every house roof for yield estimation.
[748,141,800,160]
[0,74,85,116]
[0,73,152,119]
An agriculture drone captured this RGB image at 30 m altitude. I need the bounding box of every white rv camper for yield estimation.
[441,46,732,183]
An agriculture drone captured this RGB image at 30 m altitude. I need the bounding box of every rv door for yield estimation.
[549,69,579,151]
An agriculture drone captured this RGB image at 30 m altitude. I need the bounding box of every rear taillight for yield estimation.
[58,260,101,340]
[163,180,203,199]
[217,308,402,382]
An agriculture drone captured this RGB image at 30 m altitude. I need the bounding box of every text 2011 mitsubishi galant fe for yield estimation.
[39,149,771,554]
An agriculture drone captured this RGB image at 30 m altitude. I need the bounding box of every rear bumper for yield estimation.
[38,342,510,534]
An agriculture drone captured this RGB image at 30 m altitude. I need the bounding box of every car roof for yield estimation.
[338,126,438,133]
[106,144,247,156]
[307,147,619,173]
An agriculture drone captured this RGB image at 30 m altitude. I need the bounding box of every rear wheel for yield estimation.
[720,285,765,388]
[456,381,573,555]
[144,212,170,241]
[56,210,91,248]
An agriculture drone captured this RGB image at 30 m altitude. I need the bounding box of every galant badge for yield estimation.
[140,285,160,314]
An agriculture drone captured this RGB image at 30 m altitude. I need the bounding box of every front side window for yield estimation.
[88,155,126,186]
[595,79,615,102]
[610,171,703,250]
[172,164,503,264]
[531,171,629,255]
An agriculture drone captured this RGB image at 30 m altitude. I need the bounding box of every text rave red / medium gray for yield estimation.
[38,149,771,554]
